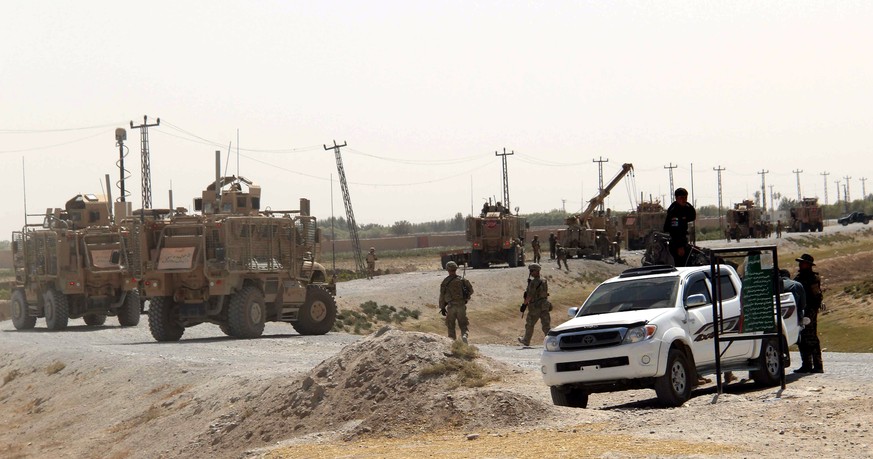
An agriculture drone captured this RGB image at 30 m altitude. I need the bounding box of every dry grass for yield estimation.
[3,369,20,386]
[106,405,163,433]
[420,341,498,389]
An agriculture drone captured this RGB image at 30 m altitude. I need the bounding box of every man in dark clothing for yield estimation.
[548,232,557,260]
[794,254,824,373]
[663,187,696,267]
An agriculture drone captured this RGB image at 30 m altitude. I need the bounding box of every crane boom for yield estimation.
[578,163,634,223]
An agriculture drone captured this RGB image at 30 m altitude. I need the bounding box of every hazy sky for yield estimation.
[2,1,871,239]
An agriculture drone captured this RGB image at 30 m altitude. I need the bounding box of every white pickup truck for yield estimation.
[540,264,802,408]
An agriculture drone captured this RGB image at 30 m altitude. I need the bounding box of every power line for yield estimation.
[0,122,124,133]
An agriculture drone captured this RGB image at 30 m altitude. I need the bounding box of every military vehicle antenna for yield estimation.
[495,148,514,210]
[130,115,160,209]
[325,140,366,276]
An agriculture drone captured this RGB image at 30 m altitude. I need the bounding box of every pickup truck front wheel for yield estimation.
[550,385,589,408]
[655,348,692,407]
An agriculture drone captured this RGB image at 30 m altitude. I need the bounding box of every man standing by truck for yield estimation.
[366,247,378,280]
[531,235,542,263]
[663,187,696,267]
[548,232,557,260]
[794,254,824,374]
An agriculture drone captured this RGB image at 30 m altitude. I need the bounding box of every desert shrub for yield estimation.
[333,301,420,334]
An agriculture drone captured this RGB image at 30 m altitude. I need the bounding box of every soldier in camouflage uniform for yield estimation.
[556,243,569,271]
[794,253,825,374]
[531,235,542,263]
[518,263,551,346]
[439,261,474,343]
[366,247,378,280]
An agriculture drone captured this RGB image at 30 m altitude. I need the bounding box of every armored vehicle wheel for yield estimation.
[43,288,70,331]
[751,338,783,387]
[506,246,519,268]
[11,290,36,330]
[654,348,692,407]
[817,222,824,232]
[293,286,337,335]
[550,385,589,408]
[117,291,141,327]
[148,296,184,342]
[219,324,232,336]
[83,314,107,326]
[228,285,266,339]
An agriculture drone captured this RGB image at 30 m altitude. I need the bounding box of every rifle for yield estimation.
[461,262,470,302]
[520,272,531,318]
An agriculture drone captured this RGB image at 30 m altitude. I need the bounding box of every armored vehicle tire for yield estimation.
[44,289,70,331]
[506,246,519,268]
[293,286,337,336]
[751,338,783,387]
[83,314,107,326]
[11,290,36,330]
[117,291,141,327]
[550,385,589,408]
[817,223,824,232]
[654,348,692,407]
[219,324,232,336]
[148,297,184,342]
[227,285,266,339]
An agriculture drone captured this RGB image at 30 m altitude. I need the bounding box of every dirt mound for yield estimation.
[183,327,555,457]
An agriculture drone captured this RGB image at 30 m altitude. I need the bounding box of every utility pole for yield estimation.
[115,128,128,202]
[495,148,514,211]
[821,171,830,205]
[844,175,852,202]
[130,115,160,209]
[792,169,803,201]
[325,140,366,277]
[769,185,775,212]
[861,177,868,200]
[593,156,608,212]
[758,169,769,213]
[843,183,849,212]
[664,163,677,198]
[561,199,566,213]
[714,165,725,228]
[835,180,841,205]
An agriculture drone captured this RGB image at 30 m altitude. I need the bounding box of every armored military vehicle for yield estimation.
[788,197,823,232]
[622,200,666,250]
[724,199,767,241]
[130,175,336,341]
[559,163,633,259]
[439,201,526,269]
[10,194,141,330]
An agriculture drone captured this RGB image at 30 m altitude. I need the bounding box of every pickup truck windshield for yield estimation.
[579,277,679,316]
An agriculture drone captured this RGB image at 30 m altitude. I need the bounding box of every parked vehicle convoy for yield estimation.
[10,194,140,330]
[838,211,869,226]
[724,199,769,241]
[128,174,337,341]
[540,264,801,408]
[622,200,666,251]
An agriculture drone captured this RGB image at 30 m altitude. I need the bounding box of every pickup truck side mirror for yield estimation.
[568,306,579,317]
[685,294,709,308]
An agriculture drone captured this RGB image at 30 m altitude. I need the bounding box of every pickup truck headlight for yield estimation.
[544,336,560,351]
[622,324,657,344]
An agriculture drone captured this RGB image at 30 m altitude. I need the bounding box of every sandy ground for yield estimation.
[1,224,872,458]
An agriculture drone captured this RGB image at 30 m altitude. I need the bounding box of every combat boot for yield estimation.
[517,337,529,346]
[793,365,813,374]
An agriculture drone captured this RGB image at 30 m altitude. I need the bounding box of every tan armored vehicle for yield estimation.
[131,176,336,341]
[440,201,526,269]
[559,163,633,259]
[10,194,141,330]
[788,197,823,232]
[724,199,767,241]
[622,200,666,250]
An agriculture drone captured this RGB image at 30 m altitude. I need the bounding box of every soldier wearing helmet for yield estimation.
[439,261,474,343]
[548,232,557,260]
[663,187,696,266]
[518,263,551,347]
[366,247,378,280]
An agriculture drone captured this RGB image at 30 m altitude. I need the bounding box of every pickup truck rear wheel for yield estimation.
[751,338,782,387]
[550,385,589,408]
[655,348,692,407]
